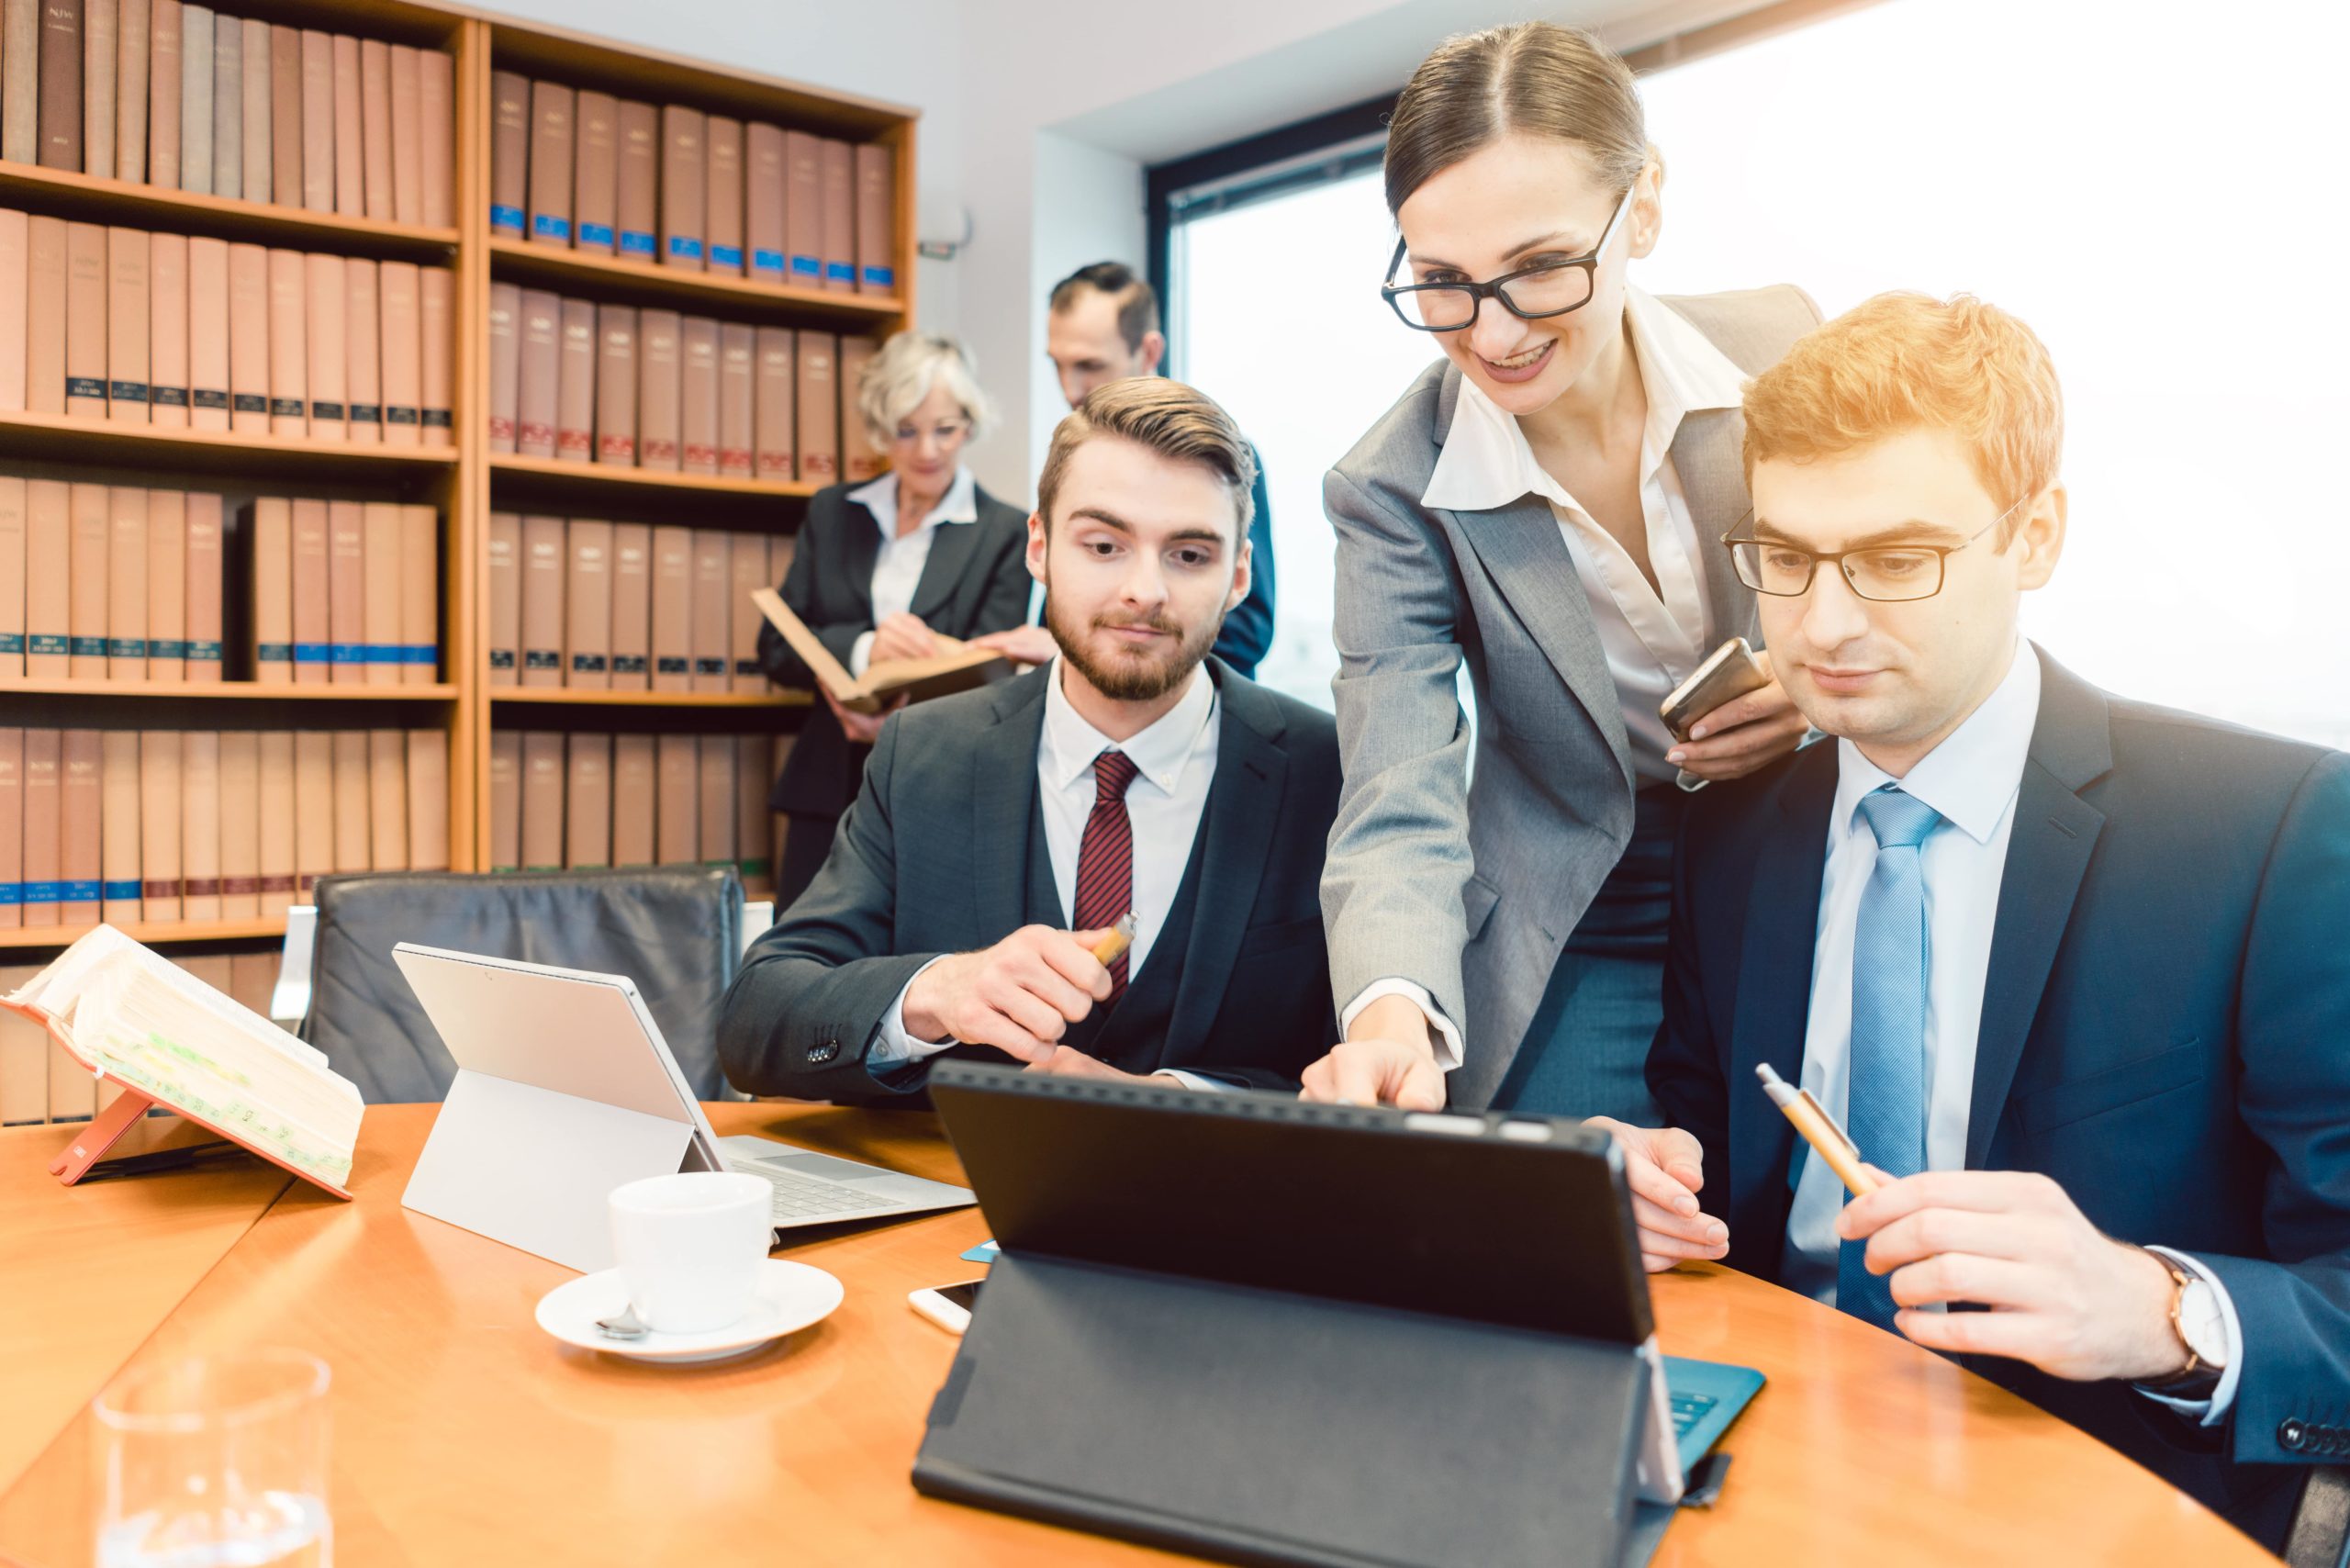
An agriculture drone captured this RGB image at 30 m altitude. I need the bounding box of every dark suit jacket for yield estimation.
[757,476,1034,819]
[1208,443,1276,677]
[719,658,1342,1098]
[1648,646,2350,1548]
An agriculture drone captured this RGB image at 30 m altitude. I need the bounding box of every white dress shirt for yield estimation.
[1343,286,1749,1067]
[870,659,1223,1082]
[1780,640,2240,1420]
[846,465,979,677]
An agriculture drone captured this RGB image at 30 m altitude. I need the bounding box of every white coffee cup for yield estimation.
[608,1171,773,1334]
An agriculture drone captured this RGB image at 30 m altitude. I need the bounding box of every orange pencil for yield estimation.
[1755,1062,1880,1196]
[1088,911,1136,969]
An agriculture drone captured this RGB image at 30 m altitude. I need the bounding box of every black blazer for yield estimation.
[718,659,1342,1098]
[1648,647,2350,1550]
[757,476,1034,819]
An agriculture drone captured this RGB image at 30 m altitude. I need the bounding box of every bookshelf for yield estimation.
[1,4,919,953]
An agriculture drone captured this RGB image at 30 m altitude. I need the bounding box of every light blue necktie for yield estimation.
[1836,785,1944,1329]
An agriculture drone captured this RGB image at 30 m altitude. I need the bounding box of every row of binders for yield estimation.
[0,724,453,930]
[492,76,893,293]
[489,287,875,484]
[0,480,223,678]
[1,947,281,1125]
[488,516,790,693]
[0,211,455,438]
[6,3,454,224]
[490,728,788,895]
[245,497,439,684]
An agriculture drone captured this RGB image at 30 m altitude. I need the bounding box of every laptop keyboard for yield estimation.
[1669,1392,1718,1436]
[731,1161,898,1223]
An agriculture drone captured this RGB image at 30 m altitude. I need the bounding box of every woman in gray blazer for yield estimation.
[1305,22,1818,1117]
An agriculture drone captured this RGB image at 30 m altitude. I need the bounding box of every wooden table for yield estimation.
[0,1104,2275,1566]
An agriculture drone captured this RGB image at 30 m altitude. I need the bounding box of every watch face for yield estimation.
[2180,1279,2229,1369]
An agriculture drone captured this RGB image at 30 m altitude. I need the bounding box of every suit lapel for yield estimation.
[834,498,881,622]
[968,670,1050,942]
[1966,652,2111,1167]
[1729,744,1836,1208]
[1670,409,1759,644]
[908,520,985,625]
[1162,670,1285,1057]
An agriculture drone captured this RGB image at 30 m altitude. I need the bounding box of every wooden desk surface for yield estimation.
[0,1103,2273,1566]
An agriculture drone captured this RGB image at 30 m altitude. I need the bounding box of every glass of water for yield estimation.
[92,1349,332,1568]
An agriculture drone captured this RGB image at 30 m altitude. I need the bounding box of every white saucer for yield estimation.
[536,1259,845,1364]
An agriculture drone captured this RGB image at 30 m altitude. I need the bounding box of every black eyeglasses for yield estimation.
[1381,185,1636,332]
[1723,497,2027,602]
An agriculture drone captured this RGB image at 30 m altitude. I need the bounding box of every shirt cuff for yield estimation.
[1156,1070,1227,1092]
[1339,979,1464,1073]
[849,629,878,678]
[868,958,955,1070]
[2136,1247,2244,1426]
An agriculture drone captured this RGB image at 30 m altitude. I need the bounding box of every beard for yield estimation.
[1044,580,1221,703]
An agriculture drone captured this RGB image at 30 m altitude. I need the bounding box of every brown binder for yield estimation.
[783,129,821,289]
[264,246,307,436]
[593,302,634,464]
[573,89,617,255]
[224,240,266,431]
[105,484,146,677]
[609,521,650,689]
[525,78,572,248]
[555,296,593,462]
[0,208,26,412]
[330,33,360,215]
[751,588,1004,714]
[486,278,518,453]
[795,330,838,485]
[418,264,451,446]
[267,24,298,209]
[0,477,21,678]
[839,334,883,481]
[325,498,363,685]
[114,0,145,182]
[6,0,41,165]
[679,314,718,476]
[649,523,690,692]
[83,0,114,184]
[515,286,557,458]
[406,725,447,869]
[291,728,330,897]
[56,728,99,924]
[733,732,773,892]
[689,527,728,691]
[328,728,368,873]
[175,3,207,192]
[614,98,655,263]
[718,322,754,477]
[297,28,332,211]
[289,496,328,685]
[302,250,345,440]
[241,16,269,202]
[399,503,435,685]
[207,9,236,195]
[819,138,854,294]
[386,42,420,225]
[564,732,610,868]
[563,517,610,689]
[143,487,183,681]
[146,230,185,428]
[182,490,220,680]
[704,114,743,275]
[136,728,179,918]
[99,728,140,923]
[658,104,704,270]
[64,221,107,419]
[484,510,518,685]
[519,512,563,687]
[376,257,420,444]
[697,733,733,868]
[247,495,291,684]
[257,729,294,906]
[654,732,695,866]
[38,0,81,172]
[519,730,562,870]
[216,728,258,915]
[104,227,149,423]
[180,727,220,916]
[610,733,654,867]
[745,121,785,285]
[20,729,59,924]
[419,47,451,230]
[26,215,65,416]
[358,39,392,219]
[24,479,68,675]
[751,326,794,480]
[487,729,520,870]
[360,500,399,686]
[185,234,229,428]
[728,531,767,694]
[487,69,526,238]
[365,728,405,871]
[68,481,107,678]
[636,308,680,469]
[341,255,379,443]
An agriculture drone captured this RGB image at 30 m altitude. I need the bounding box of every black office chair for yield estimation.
[303,867,745,1103]
[2288,1469,2350,1568]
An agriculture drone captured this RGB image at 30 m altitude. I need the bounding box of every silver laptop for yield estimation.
[392,943,974,1234]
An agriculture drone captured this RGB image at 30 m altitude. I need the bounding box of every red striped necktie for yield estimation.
[1072,748,1141,1002]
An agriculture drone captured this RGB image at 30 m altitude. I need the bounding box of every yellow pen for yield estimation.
[1088,912,1138,969]
[1755,1062,1880,1196]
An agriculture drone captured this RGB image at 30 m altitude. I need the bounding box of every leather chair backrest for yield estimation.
[304,868,744,1103]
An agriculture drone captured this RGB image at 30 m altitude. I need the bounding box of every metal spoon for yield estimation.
[595,1302,651,1340]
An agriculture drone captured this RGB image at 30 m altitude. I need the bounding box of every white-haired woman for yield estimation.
[757,331,1033,907]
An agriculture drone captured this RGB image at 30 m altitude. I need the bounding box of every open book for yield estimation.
[751,587,1009,714]
[3,927,363,1197]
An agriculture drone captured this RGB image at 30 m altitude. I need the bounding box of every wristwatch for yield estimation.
[2144,1249,2228,1397]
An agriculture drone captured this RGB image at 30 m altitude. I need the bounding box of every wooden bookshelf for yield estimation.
[488,452,820,506]
[0,916,288,952]
[488,689,811,709]
[0,680,459,700]
[0,409,459,483]
[487,238,903,326]
[0,163,460,259]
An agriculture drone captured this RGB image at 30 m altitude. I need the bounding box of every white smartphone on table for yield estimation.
[909,1278,986,1333]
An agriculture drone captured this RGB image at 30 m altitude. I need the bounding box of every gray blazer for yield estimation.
[1321,286,1821,1109]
